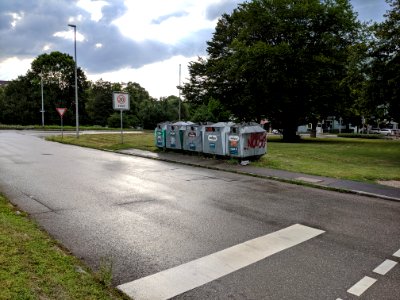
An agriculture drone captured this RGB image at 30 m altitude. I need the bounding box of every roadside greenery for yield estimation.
[47,131,157,152]
[0,124,138,131]
[337,133,385,139]
[48,133,400,183]
[256,137,400,182]
[0,1,399,139]
[0,194,126,299]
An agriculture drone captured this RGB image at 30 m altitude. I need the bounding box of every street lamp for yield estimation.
[68,24,79,138]
[40,73,45,128]
[178,64,181,121]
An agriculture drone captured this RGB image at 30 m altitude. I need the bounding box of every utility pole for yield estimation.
[68,24,79,138]
[40,74,45,128]
[178,64,181,121]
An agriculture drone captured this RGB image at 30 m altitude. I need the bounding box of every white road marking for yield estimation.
[393,249,400,258]
[347,276,377,297]
[117,224,324,300]
[373,259,398,275]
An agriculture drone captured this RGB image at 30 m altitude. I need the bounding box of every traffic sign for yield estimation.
[56,108,67,117]
[113,92,130,110]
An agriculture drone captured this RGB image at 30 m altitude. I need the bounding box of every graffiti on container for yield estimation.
[247,132,266,148]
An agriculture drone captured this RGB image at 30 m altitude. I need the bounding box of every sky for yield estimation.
[0,0,391,99]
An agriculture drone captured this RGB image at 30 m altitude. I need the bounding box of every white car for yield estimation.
[370,128,380,134]
[271,129,280,134]
[379,128,392,136]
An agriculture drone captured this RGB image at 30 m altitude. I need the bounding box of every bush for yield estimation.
[337,133,384,139]
[107,113,139,128]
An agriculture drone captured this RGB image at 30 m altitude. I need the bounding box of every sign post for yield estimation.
[113,92,130,143]
[56,108,67,139]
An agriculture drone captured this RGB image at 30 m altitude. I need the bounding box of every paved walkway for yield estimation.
[118,149,400,202]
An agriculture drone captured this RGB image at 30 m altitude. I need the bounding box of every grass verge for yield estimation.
[47,132,400,183]
[0,193,126,299]
[257,136,400,182]
[0,124,138,131]
[47,131,157,152]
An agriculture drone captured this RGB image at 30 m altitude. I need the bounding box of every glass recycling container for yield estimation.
[227,123,267,158]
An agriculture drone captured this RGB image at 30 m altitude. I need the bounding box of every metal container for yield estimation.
[183,124,204,152]
[154,122,170,148]
[227,123,267,158]
[202,122,234,155]
[165,121,190,150]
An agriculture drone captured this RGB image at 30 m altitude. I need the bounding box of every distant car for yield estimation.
[272,129,279,134]
[379,128,392,136]
[370,128,380,134]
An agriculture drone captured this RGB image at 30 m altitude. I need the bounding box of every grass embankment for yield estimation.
[257,137,400,182]
[0,124,134,131]
[48,132,400,183]
[47,131,157,152]
[0,194,126,299]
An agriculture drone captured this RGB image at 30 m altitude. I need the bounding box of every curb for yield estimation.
[116,150,400,203]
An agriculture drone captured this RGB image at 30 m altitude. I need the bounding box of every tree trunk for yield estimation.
[282,125,300,142]
[310,121,317,138]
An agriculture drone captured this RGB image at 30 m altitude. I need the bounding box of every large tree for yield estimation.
[30,51,88,125]
[366,0,400,124]
[86,79,122,126]
[0,51,88,126]
[182,0,362,141]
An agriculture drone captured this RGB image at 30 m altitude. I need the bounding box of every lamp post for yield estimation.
[68,24,79,138]
[178,64,181,121]
[40,73,45,128]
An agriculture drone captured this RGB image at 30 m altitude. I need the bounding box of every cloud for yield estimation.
[205,0,242,21]
[0,0,215,76]
[0,0,88,60]
[151,11,189,25]
[0,0,392,98]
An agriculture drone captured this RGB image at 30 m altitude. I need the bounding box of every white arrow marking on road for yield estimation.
[117,224,324,300]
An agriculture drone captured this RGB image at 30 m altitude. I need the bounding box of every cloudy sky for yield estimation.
[0,0,390,98]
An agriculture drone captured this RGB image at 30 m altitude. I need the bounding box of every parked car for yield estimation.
[379,128,392,136]
[272,129,280,134]
[370,128,380,134]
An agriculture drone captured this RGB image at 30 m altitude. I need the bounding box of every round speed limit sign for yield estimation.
[113,92,130,110]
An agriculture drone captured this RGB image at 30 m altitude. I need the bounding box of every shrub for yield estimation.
[337,133,384,139]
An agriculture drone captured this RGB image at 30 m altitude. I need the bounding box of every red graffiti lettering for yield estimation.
[247,132,266,148]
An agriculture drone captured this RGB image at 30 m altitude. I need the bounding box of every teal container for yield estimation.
[154,122,169,148]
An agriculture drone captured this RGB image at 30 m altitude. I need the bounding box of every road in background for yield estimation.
[0,130,399,299]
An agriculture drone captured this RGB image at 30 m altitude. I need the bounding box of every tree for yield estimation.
[86,79,121,126]
[29,51,89,125]
[367,0,400,123]
[190,97,231,123]
[1,75,39,125]
[182,0,362,141]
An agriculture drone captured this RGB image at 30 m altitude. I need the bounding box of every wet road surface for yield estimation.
[0,130,399,299]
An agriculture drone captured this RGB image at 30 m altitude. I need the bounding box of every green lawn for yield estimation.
[0,194,126,299]
[47,132,158,152]
[48,132,400,183]
[257,137,400,182]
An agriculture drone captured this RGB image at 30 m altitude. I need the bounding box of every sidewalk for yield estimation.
[118,149,400,202]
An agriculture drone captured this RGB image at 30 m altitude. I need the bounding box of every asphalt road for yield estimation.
[1,130,399,300]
